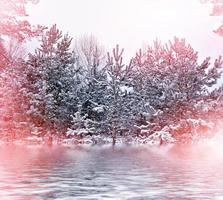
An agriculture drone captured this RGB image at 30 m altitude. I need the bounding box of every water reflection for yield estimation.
[0,144,223,199]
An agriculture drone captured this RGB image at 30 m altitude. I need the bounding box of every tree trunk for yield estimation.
[112,122,116,145]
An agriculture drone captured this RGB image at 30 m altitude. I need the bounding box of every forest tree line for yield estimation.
[0,0,223,144]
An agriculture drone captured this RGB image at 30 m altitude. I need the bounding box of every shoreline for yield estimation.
[0,134,194,146]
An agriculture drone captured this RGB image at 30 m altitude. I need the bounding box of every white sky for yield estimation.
[27,0,223,60]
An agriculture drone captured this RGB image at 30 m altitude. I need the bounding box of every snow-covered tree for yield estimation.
[67,36,108,136]
[24,25,78,134]
[104,45,136,143]
[73,35,107,110]
[132,37,223,142]
[0,0,44,42]
[0,0,44,139]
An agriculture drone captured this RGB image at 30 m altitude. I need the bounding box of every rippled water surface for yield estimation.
[0,143,223,199]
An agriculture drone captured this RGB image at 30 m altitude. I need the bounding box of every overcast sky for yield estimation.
[27,0,223,60]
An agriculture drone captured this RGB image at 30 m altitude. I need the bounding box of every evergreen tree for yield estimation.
[132,37,223,142]
[24,25,76,134]
[0,0,44,139]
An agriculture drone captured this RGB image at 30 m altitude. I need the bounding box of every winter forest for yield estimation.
[1,0,223,145]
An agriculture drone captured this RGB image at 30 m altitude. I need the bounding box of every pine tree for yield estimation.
[132,37,223,142]
[105,45,135,144]
[24,25,76,135]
